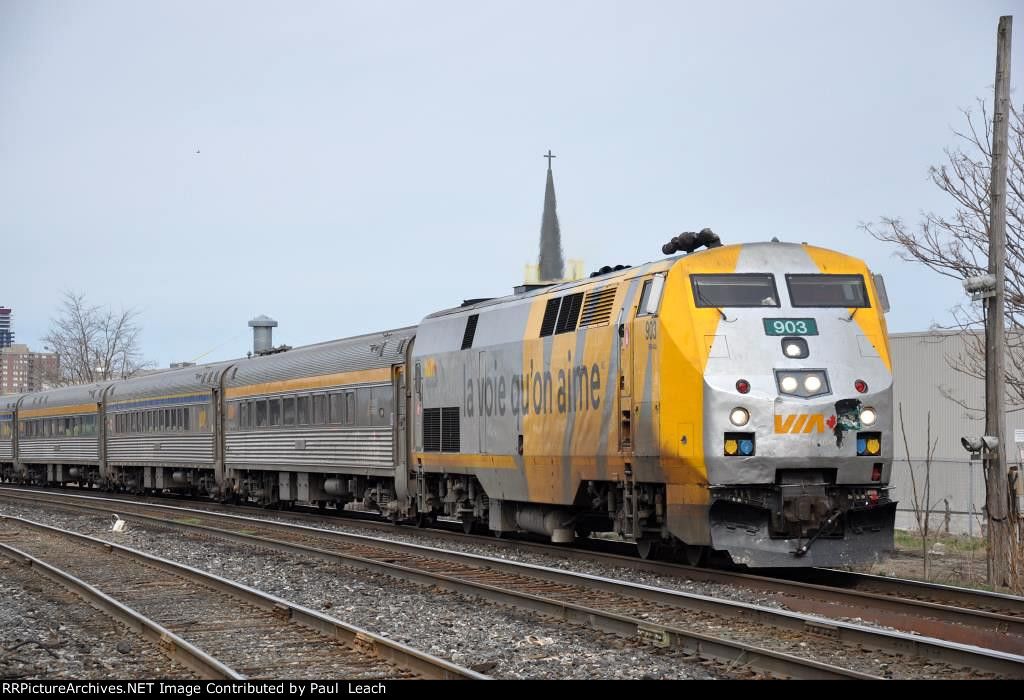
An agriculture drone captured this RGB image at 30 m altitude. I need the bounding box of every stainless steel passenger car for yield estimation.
[220,329,415,508]
[104,362,232,494]
[16,383,109,485]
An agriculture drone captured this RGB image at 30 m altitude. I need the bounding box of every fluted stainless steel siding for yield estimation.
[106,362,232,404]
[108,434,215,466]
[19,438,99,463]
[19,383,109,412]
[0,441,12,460]
[224,328,415,389]
[1,395,23,411]
[225,427,394,471]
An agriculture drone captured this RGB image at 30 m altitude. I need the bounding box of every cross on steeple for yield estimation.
[537,150,564,281]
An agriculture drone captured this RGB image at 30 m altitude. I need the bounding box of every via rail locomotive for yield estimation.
[0,236,896,567]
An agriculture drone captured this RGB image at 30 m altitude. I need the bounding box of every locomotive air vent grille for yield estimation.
[461,314,479,350]
[539,298,561,337]
[579,287,617,327]
[555,293,584,334]
[423,408,441,452]
[441,406,460,452]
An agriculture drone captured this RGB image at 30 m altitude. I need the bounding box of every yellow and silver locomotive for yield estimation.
[0,237,895,568]
[413,237,894,567]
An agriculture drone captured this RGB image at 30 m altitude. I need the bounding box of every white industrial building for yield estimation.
[890,330,1023,536]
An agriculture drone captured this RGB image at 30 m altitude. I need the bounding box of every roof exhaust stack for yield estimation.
[248,315,278,356]
[662,228,722,255]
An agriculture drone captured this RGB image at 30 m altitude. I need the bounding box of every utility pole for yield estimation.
[986,15,1013,588]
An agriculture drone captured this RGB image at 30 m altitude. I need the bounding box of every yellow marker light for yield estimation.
[724,439,739,455]
[729,407,750,426]
[804,375,822,392]
[860,408,877,426]
[780,375,798,393]
[866,438,881,454]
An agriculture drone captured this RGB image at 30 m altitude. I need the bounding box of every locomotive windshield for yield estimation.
[691,273,779,307]
[786,274,870,308]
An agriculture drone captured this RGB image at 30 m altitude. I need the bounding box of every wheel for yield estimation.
[575,527,593,540]
[681,545,707,567]
[637,538,661,560]
[415,513,434,529]
[462,518,476,535]
[492,529,510,539]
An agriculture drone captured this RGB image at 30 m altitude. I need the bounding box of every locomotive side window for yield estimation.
[691,274,779,307]
[786,274,870,308]
[637,274,665,316]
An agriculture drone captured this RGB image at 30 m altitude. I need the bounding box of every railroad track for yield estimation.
[2,487,1021,679]
[3,485,1020,654]
[0,513,485,680]
[0,552,199,679]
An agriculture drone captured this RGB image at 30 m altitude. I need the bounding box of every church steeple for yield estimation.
[537,150,565,282]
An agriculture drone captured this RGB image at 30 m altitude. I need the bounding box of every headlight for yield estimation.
[779,337,809,359]
[804,375,822,392]
[729,407,750,427]
[860,408,877,426]
[780,375,798,393]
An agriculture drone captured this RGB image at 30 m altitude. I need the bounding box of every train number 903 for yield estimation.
[763,318,819,336]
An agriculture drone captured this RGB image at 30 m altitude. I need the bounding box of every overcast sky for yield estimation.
[1,1,1021,367]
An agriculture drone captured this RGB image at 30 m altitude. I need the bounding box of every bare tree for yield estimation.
[865,98,1024,591]
[898,405,941,579]
[862,99,1024,408]
[42,291,148,385]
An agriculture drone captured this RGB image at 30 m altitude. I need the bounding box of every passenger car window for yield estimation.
[329,393,343,424]
[691,274,779,308]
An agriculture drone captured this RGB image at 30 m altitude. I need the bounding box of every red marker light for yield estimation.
[871,464,882,482]
[855,379,868,394]
[736,379,750,394]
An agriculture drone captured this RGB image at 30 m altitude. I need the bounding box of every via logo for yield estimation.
[774,414,837,434]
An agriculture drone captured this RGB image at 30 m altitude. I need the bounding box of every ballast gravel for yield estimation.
[0,554,195,680]
[0,503,722,680]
